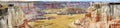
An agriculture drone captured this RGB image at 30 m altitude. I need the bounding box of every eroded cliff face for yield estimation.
[73,3,120,28]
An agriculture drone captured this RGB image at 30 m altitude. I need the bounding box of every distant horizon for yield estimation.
[17,0,120,2]
[33,2,90,10]
[0,0,120,2]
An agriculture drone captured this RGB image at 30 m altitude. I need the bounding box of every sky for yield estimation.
[23,0,120,2]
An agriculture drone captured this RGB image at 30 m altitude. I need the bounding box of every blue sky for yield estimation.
[27,0,120,2]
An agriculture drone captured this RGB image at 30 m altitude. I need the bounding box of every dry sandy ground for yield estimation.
[28,14,84,28]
